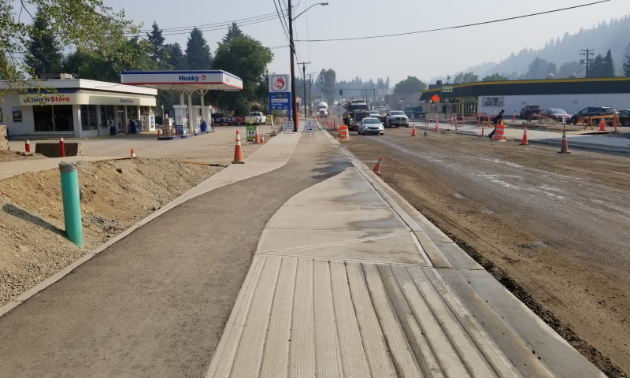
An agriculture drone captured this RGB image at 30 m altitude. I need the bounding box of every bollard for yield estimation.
[59,162,83,247]
[59,137,66,157]
[25,139,31,153]
[157,130,161,139]
[513,111,516,122]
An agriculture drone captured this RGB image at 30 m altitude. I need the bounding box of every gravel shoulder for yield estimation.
[343,126,630,377]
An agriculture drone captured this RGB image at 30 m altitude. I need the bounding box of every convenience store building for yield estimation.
[0,76,157,138]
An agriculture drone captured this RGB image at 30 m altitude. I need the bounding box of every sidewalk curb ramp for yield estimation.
[0,131,302,319]
[204,122,604,378]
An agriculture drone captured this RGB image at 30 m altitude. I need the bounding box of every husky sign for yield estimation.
[269,74,291,120]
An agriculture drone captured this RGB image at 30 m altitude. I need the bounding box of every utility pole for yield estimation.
[307,73,316,116]
[580,49,593,78]
[298,62,310,117]
[288,0,298,132]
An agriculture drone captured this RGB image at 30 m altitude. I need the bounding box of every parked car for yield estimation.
[617,109,630,126]
[520,105,542,119]
[229,115,245,125]
[247,111,267,125]
[211,113,227,125]
[358,117,384,135]
[385,110,409,127]
[540,108,572,122]
[569,106,617,125]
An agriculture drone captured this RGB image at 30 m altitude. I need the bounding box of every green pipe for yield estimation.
[59,161,83,248]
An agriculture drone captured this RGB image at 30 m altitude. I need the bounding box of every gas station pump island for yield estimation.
[121,70,243,136]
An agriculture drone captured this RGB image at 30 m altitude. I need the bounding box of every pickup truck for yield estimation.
[385,110,409,127]
[247,111,267,125]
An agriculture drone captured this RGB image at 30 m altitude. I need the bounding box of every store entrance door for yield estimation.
[116,109,125,134]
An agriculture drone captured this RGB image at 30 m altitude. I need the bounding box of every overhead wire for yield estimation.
[295,0,612,42]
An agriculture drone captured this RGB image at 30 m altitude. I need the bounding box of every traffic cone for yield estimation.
[599,118,606,131]
[558,129,571,154]
[254,127,260,143]
[411,125,416,136]
[261,135,265,144]
[520,126,529,145]
[232,131,245,164]
[372,157,383,175]
[131,149,136,158]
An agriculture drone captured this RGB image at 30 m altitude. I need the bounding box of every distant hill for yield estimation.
[434,15,630,82]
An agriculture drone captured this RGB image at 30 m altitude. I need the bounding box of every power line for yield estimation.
[139,12,283,33]
[295,0,612,42]
[273,0,291,44]
[157,15,283,36]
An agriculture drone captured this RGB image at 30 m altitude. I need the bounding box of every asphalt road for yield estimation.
[343,125,630,377]
[0,130,350,378]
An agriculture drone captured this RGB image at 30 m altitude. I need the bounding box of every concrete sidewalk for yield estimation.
[415,121,630,153]
[205,126,605,378]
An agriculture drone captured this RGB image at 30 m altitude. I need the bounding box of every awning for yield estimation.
[120,70,243,92]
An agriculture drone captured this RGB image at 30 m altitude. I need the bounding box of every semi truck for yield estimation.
[342,100,369,130]
[317,102,329,117]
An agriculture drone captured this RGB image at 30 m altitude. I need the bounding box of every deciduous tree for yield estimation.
[393,76,426,94]
[482,73,508,82]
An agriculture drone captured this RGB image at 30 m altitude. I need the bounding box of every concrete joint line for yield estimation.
[258,231,412,254]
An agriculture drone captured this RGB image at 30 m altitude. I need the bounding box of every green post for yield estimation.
[59,161,83,248]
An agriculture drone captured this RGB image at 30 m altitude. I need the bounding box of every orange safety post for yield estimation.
[492,122,506,142]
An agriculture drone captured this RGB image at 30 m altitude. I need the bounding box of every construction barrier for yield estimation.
[559,129,570,154]
[338,126,350,141]
[520,126,529,145]
[492,122,506,142]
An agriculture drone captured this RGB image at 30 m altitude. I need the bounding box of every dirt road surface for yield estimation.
[0,131,350,378]
[342,125,630,377]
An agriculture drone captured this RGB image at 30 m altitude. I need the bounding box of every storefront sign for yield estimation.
[269,74,290,92]
[121,70,243,90]
[246,125,257,141]
[483,97,504,107]
[19,93,156,107]
[441,86,453,93]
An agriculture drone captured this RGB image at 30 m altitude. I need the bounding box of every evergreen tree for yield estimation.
[164,43,188,70]
[186,28,212,69]
[589,54,605,77]
[223,22,244,43]
[146,21,166,64]
[482,73,508,82]
[602,49,615,77]
[624,42,630,77]
[24,8,63,77]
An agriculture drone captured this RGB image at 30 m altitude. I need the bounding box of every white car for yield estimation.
[369,110,380,117]
[247,111,267,125]
[358,117,384,135]
[385,110,409,127]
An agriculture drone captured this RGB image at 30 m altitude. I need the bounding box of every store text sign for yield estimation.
[20,94,74,105]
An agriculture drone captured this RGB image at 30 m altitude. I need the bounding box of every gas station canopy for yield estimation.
[120,70,243,92]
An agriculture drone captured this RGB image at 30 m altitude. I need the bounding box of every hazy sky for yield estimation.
[103,0,630,84]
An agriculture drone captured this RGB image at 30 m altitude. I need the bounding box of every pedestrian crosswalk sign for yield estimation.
[305,120,314,132]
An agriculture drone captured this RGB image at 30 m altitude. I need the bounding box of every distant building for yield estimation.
[420,77,630,118]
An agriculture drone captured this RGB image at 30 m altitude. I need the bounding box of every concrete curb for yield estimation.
[0,132,302,319]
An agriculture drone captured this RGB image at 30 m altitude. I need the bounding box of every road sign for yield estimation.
[305,120,315,132]
[270,92,291,111]
[431,94,441,102]
[441,86,453,93]
[377,89,388,95]
[246,125,256,141]
[282,121,293,132]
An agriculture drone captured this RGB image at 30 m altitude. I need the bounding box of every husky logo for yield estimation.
[274,77,286,90]
[201,74,207,81]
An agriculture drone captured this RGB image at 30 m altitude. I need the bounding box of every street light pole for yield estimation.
[288,1,327,132]
[288,0,298,132]
[298,62,310,117]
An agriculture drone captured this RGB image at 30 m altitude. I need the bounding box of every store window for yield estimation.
[33,105,73,132]
[81,105,97,131]
[128,106,139,121]
[100,105,114,128]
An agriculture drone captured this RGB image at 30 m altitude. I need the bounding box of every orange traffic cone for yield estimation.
[558,129,571,154]
[599,118,606,131]
[372,157,383,175]
[261,135,265,144]
[131,149,136,158]
[520,126,529,145]
[254,127,260,143]
[232,131,245,164]
[411,125,416,136]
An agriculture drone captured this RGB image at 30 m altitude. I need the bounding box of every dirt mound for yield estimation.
[0,150,45,162]
[0,158,222,306]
